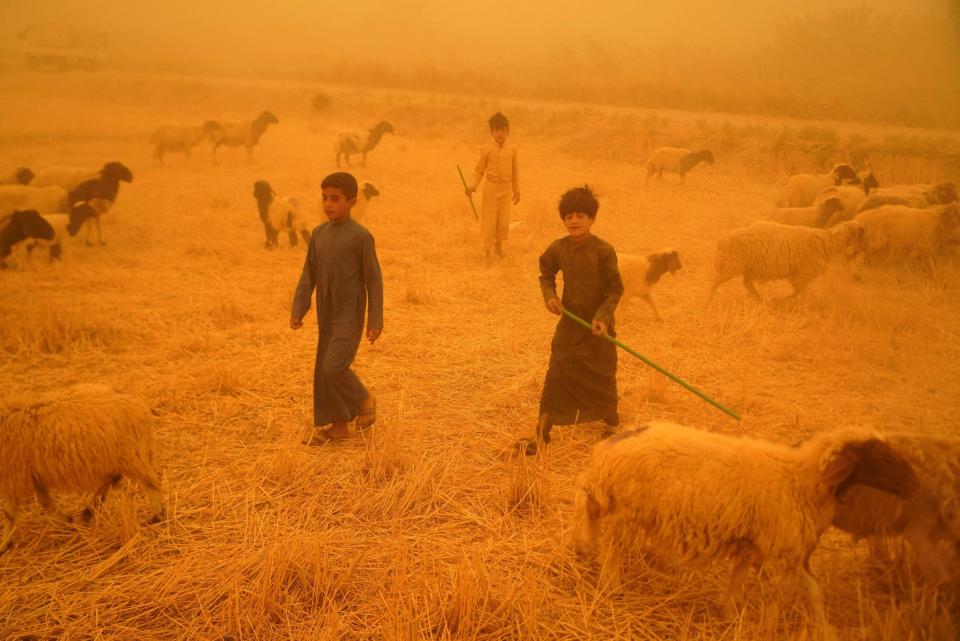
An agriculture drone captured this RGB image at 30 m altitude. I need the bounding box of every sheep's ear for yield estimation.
[823,439,919,499]
[820,448,858,495]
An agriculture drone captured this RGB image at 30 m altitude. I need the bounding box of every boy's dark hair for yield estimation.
[558,185,599,219]
[488,112,509,130]
[321,172,358,199]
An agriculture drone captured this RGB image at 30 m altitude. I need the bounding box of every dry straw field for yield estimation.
[1,69,959,640]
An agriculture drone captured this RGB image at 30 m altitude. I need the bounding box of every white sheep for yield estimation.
[616,249,681,321]
[252,180,312,249]
[811,172,879,226]
[0,383,165,554]
[777,164,858,207]
[853,203,960,274]
[644,147,714,183]
[335,121,394,167]
[706,220,865,302]
[770,196,844,228]
[573,421,918,633]
[0,210,55,268]
[0,184,68,216]
[856,182,958,214]
[65,161,134,246]
[833,433,960,583]
[210,111,279,162]
[0,167,34,186]
[150,121,224,165]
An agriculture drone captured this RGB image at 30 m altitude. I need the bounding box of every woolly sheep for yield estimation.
[616,249,681,321]
[150,121,224,165]
[252,180,312,249]
[33,161,129,193]
[833,433,960,583]
[0,210,55,267]
[812,172,879,226]
[777,164,858,207]
[856,182,958,214]
[210,111,279,162]
[853,203,960,273]
[770,196,844,228]
[707,220,865,302]
[573,421,918,632]
[0,383,165,554]
[66,161,134,246]
[0,167,34,186]
[0,184,68,216]
[644,147,714,183]
[335,121,394,167]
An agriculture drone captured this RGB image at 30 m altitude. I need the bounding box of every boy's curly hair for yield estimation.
[558,185,599,219]
[488,112,509,130]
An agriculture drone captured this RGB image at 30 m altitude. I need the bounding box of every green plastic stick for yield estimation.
[457,165,479,221]
[561,308,741,421]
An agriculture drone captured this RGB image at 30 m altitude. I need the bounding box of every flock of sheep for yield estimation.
[0,111,958,640]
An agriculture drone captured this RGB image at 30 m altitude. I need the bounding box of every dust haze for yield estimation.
[1,1,960,640]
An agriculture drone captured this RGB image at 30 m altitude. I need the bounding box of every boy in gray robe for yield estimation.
[291,172,384,443]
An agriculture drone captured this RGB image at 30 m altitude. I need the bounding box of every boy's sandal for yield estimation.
[305,428,346,446]
[356,396,376,431]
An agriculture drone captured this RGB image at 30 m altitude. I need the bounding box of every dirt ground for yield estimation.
[1,70,958,640]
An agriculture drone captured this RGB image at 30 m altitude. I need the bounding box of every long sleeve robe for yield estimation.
[538,234,623,425]
[292,218,383,426]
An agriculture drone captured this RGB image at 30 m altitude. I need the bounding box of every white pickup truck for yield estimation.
[19,24,108,71]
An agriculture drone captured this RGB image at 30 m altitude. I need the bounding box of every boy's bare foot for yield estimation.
[356,394,376,431]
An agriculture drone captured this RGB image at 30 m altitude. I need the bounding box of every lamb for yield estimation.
[210,111,279,162]
[812,172,880,226]
[0,383,165,554]
[769,196,844,228]
[253,180,312,249]
[0,167,34,186]
[335,121,395,167]
[0,184,69,216]
[573,421,918,633]
[0,210,55,267]
[66,161,134,246]
[853,203,960,274]
[856,182,958,214]
[150,121,224,165]
[616,249,681,321]
[777,164,859,207]
[706,220,865,302]
[644,147,714,183]
[833,433,960,584]
[351,182,381,222]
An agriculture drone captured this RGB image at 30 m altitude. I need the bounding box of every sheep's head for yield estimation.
[201,120,224,140]
[861,172,879,193]
[374,121,395,135]
[252,180,274,205]
[929,182,958,205]
[653,248,682,275]
[699,149,714,165]
[816,197,844,227]
[15,167,34,185]
[67,203,97,237]
[937,203,960,232]
[819,434,919,501]
[835,221,866,257]
[12,209,55,242]
[256,111,279,126]
[101,162,134,184]
[831,164,857,185]
[362,182,380,200]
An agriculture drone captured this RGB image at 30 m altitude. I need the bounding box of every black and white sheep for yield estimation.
[812,172,880,226]
[0,167,34,186]
[66,161,134,246]
[707,220,865,302]
[856,182,958,214]
[335,121,394,168]
[351,181,380,222]
[777,164,859,207]
[210,111,279,162]
[833,433,960,584]
[644,147,714,183]
[616,249,681,321]
[573,422,917,633]
[0,383,165,554]
[253,180,312,249]
[31,203,99,261]
[0,184,69,216]
[150,121,224,165]
[853,203,960,274]
[770,196,844,228]
[0,210,55,267]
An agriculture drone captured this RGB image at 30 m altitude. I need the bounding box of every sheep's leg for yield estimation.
[784,276,811,300]
[719,554,754,619]
[705,278,726,307]
[796,560,834,640]
[641,294,663,322]
[345,153,354,168]
[742,276,761,300]
[300,229,311,244]
[361,150,367,167]
[85,218,96,247]
[33,481,70,523]
[288,230,298,247]
[336,151,342,168]
[80,474,122,522]
[1,500,19,554]
[95,216,105,246]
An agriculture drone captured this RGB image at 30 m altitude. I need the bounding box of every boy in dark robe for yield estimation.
[524,185,623,455]
[290,172,383,444]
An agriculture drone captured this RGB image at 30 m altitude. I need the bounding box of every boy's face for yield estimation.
[321,187,356,222]
[563,212,594,239]
[491,126,508,145]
